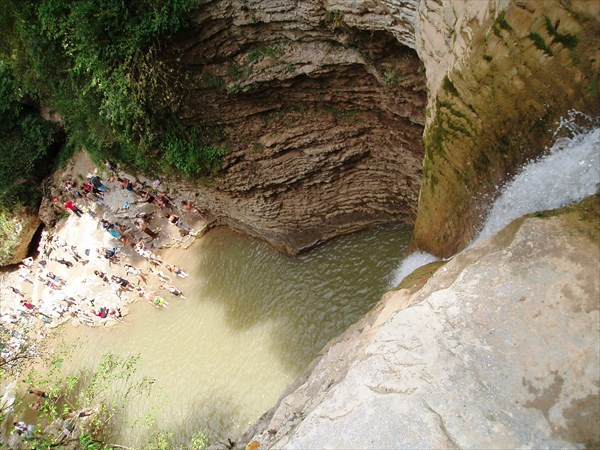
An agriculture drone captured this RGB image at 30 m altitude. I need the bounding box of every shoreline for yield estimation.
[0,150,215,365]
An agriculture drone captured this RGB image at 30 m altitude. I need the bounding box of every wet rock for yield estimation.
[411,0,600,256]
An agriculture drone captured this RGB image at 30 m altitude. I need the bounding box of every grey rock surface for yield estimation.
[247,215,599,449]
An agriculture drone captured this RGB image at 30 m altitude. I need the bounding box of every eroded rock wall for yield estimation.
[244,199,600,449]
[167,0,426,253]
[411,0,600,257]
[0,208,40,266]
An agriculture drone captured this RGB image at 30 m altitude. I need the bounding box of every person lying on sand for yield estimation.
[137,287,168,308]
[160,284,186,299]
[166,264,188,278]
[149,267,170,282]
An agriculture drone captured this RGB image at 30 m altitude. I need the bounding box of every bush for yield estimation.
[163,124,227,177]
[0,62,60,210]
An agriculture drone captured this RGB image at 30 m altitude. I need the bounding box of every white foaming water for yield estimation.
[390,251,439,287]
[474,125,600,244]
[392,114,599,287]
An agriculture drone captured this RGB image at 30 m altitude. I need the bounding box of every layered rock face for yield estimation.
[411,0,600,256]
[245,202,600,448]
[166,0,599,257]
[168,0,426,253]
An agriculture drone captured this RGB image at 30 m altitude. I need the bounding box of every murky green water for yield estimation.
[60,225,411,446]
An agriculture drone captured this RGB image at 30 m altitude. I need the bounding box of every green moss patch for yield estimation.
[394,260,448,291]
[531,194,600,246]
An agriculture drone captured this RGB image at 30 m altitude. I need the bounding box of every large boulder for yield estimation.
[245,200,599,448]
[0,207,40,266]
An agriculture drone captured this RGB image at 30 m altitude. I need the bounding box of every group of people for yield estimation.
[3,160,207,334]
[2,159,213,445]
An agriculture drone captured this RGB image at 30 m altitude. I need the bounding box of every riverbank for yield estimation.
[0,151,215,360]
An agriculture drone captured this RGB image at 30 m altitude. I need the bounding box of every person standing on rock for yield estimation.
[103,159,117,172]
[134,218,159,239]
[64,200,83,217]
[88,174,107,192]
[182,200,208,219]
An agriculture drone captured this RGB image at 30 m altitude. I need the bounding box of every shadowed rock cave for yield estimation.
[165,15,427,253]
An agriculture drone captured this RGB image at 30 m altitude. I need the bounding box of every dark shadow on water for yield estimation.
[188,224,411,376]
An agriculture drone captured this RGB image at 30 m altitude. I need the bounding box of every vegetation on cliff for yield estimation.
[0,0,224,197]
[1,334,210,449]
[0,62,60,210]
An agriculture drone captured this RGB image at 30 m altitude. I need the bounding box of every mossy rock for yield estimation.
[412,1,600,258]
[393,260,449,292]
[530,194,600,246]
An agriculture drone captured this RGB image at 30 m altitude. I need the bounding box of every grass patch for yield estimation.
[442,75,459,96]
[544,16,578,49]
[528,32,553,56]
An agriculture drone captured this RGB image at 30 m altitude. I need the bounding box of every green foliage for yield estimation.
[248,44,283,63]
[202,72,226,90]
[528,32,553,56]
[324,10,345,31]
[0,0,226,182]
[189,430,210,450]
[0,209,19,262]
[442,75,459,96]
[383,69,399,85]
[163,124,227,177]
[544,16,578,50]
[496,11,512,32]
[0,62,60,210]
[8,350,212,448]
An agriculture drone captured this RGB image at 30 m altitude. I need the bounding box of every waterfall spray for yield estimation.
[391,112,600,287]
[473,123,599,244]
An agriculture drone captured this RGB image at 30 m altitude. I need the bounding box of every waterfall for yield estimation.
[391,112,600,287]
[390,251,439,287]
[473,123,599,244]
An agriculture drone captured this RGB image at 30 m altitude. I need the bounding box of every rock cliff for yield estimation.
[411,0,600,256]
[0,208,40,266]
[166,0,427,253]
[163,0,599,257]
[244,197,600,448]
[6,0,597,261]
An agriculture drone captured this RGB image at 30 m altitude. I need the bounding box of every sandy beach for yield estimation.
[0,151,213,359]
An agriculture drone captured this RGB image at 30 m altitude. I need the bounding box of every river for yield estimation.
[57,224,412,447]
